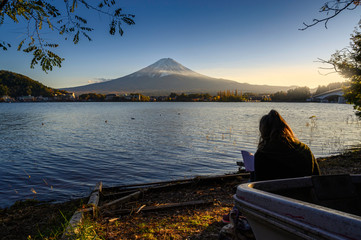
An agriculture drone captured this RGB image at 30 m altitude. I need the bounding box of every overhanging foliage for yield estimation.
[0,0,135,73]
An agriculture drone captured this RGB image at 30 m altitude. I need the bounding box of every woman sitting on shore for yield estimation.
[254,109,320,181]
[221,110,320,228]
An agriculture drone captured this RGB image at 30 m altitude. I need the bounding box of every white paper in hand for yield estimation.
[241,150,254,172]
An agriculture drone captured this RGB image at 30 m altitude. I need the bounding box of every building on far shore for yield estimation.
[18,95,35,102]
[1,95,14,102]
[105,94,117,101]
[65,92,76,100]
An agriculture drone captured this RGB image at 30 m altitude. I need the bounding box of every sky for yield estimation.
[1,0,360,89]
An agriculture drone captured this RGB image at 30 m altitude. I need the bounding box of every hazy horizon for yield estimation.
[64,58,339,90]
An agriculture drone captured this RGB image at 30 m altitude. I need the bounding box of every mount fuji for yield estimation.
[63,58,291,95]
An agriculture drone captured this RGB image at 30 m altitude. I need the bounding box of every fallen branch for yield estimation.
[141,199,213,212]
[106,199,214,216]
[100,190,145,210]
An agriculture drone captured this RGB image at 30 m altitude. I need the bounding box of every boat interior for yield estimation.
[249,174,361,217]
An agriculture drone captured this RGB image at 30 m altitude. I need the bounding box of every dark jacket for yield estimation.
[254,140,320,181]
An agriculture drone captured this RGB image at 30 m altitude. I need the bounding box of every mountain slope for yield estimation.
[64,58,292,95]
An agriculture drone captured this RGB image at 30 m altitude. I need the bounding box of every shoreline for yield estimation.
[1,149,360,239]
[317,146,361,175]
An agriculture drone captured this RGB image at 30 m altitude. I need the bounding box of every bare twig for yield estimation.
[300,0,357,30]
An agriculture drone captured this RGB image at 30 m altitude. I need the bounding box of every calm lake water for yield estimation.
[1,102,360,207]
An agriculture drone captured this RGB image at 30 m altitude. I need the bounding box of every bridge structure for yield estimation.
[310,88,346,103]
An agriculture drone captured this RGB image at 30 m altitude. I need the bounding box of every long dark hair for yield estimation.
[258,110,296,149]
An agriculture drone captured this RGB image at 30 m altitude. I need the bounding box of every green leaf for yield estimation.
[46,18,53,30]
[122,16,135,25]
[17,39,25,51]
[23,46,37,53]
[82,32,92,41]
[38,19,43,30]
[73,31,80,44]
[71,0,77,13]
[118,22,124,36]
[0,41,11,51]
[109,20,116,35]
[75,15,87,24]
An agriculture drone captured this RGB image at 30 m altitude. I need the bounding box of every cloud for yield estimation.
[88,78,109,84]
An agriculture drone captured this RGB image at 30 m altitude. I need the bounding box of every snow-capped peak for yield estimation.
[129,58,201,78]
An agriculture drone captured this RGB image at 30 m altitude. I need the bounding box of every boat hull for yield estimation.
[234,174,361,240]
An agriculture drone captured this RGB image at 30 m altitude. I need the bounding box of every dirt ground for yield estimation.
[1,148,361,240]
[317,148,361,175]
[94,174,250,240]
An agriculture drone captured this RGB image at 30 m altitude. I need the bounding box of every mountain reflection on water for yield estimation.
[0,102,360,207]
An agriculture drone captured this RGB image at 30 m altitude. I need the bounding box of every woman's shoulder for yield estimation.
[292,140,315,160]
[256,139,311,154]
[292,140,311,151]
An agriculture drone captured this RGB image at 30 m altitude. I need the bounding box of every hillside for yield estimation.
[0,70,66,97]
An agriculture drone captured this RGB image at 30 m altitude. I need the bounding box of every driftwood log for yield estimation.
[62,182,102,239]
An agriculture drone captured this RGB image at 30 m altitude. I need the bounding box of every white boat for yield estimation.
[233,174,361,240]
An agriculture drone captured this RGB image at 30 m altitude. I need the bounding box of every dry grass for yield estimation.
[92,205,233,240]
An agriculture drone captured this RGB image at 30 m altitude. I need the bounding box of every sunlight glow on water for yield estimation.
[0,102,360,207]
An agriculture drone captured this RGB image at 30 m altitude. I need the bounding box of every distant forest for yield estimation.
[0,70,347,102]
[78,91,263,102]
[314,82,348,95]
[270,82,348,102]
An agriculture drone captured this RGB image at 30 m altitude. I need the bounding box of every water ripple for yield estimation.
[0,102,360,207]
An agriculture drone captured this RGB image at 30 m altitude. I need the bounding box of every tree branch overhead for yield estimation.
[300,0,359,30]
[0,0,135,72]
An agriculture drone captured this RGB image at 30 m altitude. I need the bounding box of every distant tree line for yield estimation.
[79,93,150,102]
[270,82,348,102]
[168,91,262,102]
[78,93,106,101]
[270,87,311,102]
[168,93,213,101]
[314,82,348,95]
[77,91,251,102]
[216,90,247,102]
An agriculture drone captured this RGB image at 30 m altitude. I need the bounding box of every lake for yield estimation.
[1,102,360,208]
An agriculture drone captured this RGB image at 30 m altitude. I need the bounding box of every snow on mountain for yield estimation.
[63,58,294,95]
[128,58,202,78]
